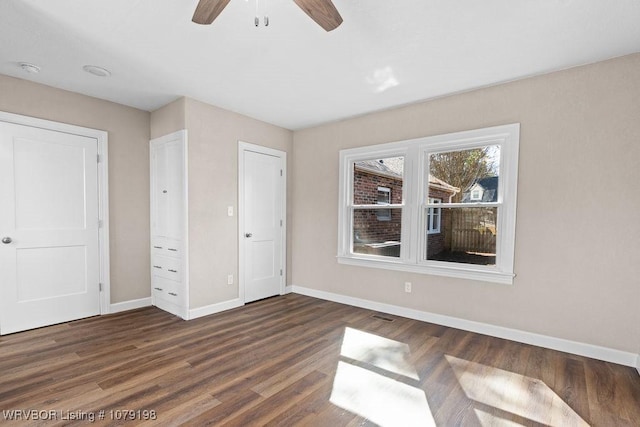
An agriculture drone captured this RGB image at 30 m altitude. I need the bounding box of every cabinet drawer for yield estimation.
[151,237,182,258]
[152,277,185,306]
[151,255,181,281]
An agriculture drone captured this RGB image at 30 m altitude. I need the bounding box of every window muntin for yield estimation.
[338,124,519,284]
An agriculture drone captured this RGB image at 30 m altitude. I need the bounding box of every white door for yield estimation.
[240,146,285,303]
[0,122,100,335]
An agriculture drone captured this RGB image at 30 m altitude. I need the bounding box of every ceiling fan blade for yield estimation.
[293,0,343,32]
[192,0,232,25]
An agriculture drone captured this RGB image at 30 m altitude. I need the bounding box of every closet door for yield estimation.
[151,139,184,240]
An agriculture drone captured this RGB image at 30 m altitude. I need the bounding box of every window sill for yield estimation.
[337,255,514,285]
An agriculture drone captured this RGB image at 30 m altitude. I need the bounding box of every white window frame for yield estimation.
[426,198,441,234]
[337,123,519,285]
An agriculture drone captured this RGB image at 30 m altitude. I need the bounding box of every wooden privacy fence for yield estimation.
[448,209,497,254]
[450,229,496,253]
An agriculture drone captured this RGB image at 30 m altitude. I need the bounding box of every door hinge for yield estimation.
[97,154,101,163]
[280,269,283,276]
[280,219,283,227]
[99,283,103,292]
[98,219,103,228]
[280,169,283,177]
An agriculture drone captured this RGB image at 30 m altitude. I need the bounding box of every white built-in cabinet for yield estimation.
[150,130,188,319]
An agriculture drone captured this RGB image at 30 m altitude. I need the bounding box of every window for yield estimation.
[338,124,520,284]
[426,146,500,266]
[426,198,441,234]
[352,157,404,258]
[376,187,391,221]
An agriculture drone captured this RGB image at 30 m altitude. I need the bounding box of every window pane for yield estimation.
[428,146,500,203]
[354,157,404,204]
[353,208,402,258]
[426,207,497,266]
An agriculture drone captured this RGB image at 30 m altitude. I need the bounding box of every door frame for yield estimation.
[238,141,287,303]
[0,111,111,315]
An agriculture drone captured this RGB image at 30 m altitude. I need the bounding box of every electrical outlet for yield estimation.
[227,274,233,285]
[404,282,412,293]
[227,206,234,216]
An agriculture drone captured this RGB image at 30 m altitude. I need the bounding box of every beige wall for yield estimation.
[291,54,640,353]
[150,97,186,140]
[151,98,293,309]
[0,74,151,304]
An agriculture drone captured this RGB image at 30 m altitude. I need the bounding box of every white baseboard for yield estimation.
[188,298,243,320]
[284,285,293,294]
[109,297,152,314]
[291,285,638,368]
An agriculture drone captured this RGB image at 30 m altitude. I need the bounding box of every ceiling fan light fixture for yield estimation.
[192,0,341,31]
[19,62,41,74]
[83,65,111,77]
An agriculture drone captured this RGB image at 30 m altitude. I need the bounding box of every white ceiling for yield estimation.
[1,0,639,130]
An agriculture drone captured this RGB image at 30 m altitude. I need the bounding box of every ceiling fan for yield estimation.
[192,0,343,32]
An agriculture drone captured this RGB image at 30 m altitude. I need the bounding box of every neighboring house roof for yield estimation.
[462,176,498,202]
[428,175,459,194]
[355,159,402,178]
[354,159,459,194]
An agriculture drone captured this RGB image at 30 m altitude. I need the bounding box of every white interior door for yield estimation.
[0,122,100,334]
[241,146,285,303]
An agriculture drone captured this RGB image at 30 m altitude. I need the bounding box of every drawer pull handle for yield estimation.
[153,246,163,249]
[153,265,162,269]
[168,269,178,273]
[154,287,163,291]
[168,248,178,252]
[168,292,178,296]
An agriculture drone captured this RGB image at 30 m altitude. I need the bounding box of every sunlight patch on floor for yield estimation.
[474,408,527,426]
[446,355,590,427]
[330,361,435,427]
[340,327,419,380]
[330,327,434,426]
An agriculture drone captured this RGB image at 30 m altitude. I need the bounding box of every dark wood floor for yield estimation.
[1,294,638,426]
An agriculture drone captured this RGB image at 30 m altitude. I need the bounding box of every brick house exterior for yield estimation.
[353,160,458,257]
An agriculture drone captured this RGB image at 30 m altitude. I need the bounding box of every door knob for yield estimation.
[1,237,12,244]
[245,233,252,238]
